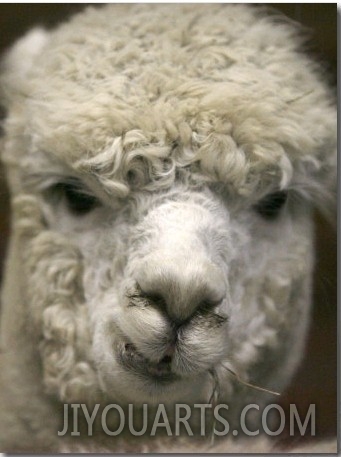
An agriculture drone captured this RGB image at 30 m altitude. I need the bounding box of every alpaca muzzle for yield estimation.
[116,251,229,381]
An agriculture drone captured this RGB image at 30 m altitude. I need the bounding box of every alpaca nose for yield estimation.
[135,254,226,323]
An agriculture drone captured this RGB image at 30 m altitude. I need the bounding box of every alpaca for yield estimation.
[0,4,336,453]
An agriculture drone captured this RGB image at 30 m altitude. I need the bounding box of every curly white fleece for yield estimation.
[0,4,336,453]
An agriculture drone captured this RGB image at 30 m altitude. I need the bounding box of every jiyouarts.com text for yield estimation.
[58,403,316,437]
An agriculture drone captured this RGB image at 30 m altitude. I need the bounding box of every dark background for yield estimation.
[0,4,337,445]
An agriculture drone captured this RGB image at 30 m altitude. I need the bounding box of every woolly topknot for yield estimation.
[1,5,336,204]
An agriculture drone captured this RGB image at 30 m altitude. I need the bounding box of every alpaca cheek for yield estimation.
[16,213,101,403]
[226,217,313,378]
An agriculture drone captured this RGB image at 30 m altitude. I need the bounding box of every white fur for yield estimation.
[0,4,336,453]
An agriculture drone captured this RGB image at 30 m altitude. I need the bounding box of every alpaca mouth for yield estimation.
[118,342,179,383]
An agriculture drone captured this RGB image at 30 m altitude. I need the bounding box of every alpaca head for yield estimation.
[0,5,336,412]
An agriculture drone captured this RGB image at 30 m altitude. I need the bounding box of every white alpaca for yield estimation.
[0,4,336,453]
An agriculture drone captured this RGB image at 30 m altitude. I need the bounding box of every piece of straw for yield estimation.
[222,365,281,396]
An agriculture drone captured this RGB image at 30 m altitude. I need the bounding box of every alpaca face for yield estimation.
[22,164,312,407]
[0,4,335,420]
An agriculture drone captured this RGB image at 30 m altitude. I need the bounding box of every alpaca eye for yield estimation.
[254,191,288,220]
[53,182,99,215]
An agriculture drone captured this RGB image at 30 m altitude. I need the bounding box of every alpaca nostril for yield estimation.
[160,355,172,364]
[135,255,226,324]
[143,292,167,310]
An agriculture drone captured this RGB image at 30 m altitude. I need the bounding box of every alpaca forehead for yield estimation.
[21,96,290,199]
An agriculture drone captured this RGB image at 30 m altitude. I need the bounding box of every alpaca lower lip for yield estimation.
[118,342,178,382]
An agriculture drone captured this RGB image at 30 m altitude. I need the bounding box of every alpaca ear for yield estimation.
[314,152,337,224]
[294,145,337,225]
[0,28,50,106]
